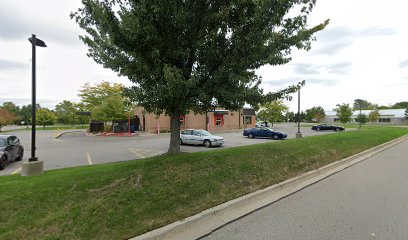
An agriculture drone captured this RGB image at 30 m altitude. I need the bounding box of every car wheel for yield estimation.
[204,140,211,148]
[179,138,183,145]
[334,128,339,132]
[316,127,320,131]
[272,134,279,140]
[248,133,254,139]
[15,148,24,161]
[0,156,6,170]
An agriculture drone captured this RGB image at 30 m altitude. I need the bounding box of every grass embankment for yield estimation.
[1,127,407,240]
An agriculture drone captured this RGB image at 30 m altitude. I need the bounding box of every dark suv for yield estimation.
[0,135,24,170]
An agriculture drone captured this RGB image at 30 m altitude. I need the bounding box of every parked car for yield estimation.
[180,129,225,148]
[311,124,345,131]
[0,135,24,170]
[243,127,287,140]
[255,121,271,128]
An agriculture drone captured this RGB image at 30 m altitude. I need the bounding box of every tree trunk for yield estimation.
[168,113,181,154]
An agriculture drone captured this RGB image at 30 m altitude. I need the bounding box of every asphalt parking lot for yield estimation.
[0,124,348,176]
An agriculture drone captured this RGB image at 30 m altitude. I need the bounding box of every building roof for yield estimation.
[326,109,407,118]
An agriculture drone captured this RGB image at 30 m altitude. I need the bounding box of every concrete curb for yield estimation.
[130,134,408,240]
[54,130,85,138]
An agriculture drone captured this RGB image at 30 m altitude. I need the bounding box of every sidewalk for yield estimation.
[132,134,408,240]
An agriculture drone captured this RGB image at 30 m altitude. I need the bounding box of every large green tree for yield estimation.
[36,108,57,129]
[72,0,328,153]
[55,100,79,125]
[353,99,376,110]
[368,110,381,123]
[305,106,325,122]
[20,104,34,127]
[78,81,128,125]
[257,100,288,125]
[335,103,353,125]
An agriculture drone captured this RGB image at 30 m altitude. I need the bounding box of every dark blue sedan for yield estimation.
[243,127,287,140]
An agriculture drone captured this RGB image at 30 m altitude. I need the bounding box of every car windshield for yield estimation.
[199,130,212,136]
[0,139,6,147]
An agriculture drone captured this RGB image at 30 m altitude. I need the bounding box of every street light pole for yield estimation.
[296,87,302,139]
[22,34,46,176]
[30,34,37,162]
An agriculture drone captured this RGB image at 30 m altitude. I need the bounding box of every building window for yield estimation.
[244,116,252,124]
[379,118,391,123]
[214,115,224,126]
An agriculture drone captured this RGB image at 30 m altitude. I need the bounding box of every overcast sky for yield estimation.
[0,0,407,111]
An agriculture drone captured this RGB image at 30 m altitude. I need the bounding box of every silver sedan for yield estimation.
[180,129,225,148]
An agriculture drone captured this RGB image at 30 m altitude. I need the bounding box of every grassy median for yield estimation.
[1,127,407,240]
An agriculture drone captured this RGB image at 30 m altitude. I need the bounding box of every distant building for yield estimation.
[134,107,257,133]
[324,109,407,124]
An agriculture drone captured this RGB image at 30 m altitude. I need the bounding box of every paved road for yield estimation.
[202,138,408,240]
[0,124,344,175]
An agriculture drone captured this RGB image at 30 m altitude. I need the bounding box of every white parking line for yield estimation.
[86,152,93,165]
[11,168,22,175]
[142,152,164,157]
[128,148,145,159]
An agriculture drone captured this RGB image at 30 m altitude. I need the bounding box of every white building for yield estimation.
[325,109,407,125]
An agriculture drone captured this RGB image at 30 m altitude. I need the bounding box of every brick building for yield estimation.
[134,107,256,133]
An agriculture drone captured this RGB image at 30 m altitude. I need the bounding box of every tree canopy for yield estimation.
[0,102,21,125]
[392,102,408,109]
[353,99,376,110]
[55,100,79,125]
[36,108,57,129]
[257,100,288,125]
[72,0,329,153]
[335,103,353,125]
[368,110,381,123]
[0,109,18,132]
[305,106,325,122]
[78,81,129,123]
[355,113,368,125]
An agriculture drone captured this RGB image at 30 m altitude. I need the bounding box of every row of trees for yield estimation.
[256,98,408,125]
[256,100,327,124]
[353,100,408,110]
[0,81,130,131]
[335,103,384,125]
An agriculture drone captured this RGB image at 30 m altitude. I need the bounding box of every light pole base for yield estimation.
[21,160,44,176]
[296,132,303,139]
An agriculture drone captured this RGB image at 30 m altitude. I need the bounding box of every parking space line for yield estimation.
[11,168,22,175]
[86,152,93,165]
[142,152,164,157]
[128,148,145,159]
[138,149,156,153]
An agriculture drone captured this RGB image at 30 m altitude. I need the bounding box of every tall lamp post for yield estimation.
[296,87,303,139]
[21,34,47,176]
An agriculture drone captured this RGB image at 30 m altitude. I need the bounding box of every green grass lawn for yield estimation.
[1,125,88,133]
[1,127,407,240]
